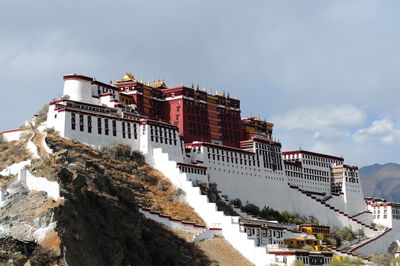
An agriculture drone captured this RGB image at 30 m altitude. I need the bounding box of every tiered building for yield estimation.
[20,71,398,261]
[46,73,367,212]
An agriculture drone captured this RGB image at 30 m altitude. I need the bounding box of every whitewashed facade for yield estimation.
[30,73,398,260]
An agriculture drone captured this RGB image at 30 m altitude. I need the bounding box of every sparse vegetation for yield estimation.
[40,134,204,225]
[333,226,356,242]
[0,134,3,143]
[321,226,365,248]
[44,127,59,136]
[370,253,395,266]
[292,259,305,266]
[0,140,31,171]
[233,199,319,224]
[101,143,145,164]
[328,257,364,265]
[0,174,16,189]
[34,104,49,126]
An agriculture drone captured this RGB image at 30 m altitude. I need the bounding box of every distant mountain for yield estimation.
[360,162,400,202]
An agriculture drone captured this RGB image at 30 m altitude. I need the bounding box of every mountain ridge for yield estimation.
[360,162,400,202]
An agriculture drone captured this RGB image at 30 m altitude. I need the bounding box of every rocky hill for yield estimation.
[0,132,251,266]
[360,162,400,202]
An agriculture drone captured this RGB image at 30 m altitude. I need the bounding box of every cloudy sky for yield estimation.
[1,0,400,166]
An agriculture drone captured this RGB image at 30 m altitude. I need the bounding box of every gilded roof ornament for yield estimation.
[152,80,168,88]
[116,72,136,83]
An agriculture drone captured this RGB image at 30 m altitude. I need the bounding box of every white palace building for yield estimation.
[3,73,400,265]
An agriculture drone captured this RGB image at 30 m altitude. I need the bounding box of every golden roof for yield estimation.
[152,80,167,88]
[116,72,136,83]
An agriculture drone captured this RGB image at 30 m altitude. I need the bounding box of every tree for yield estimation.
[230,198,242,208]
[259,206,283,221]
[242,203,260,216]
[355,229,365,238]
[388,241,399,254]
[306,215,319,224]
[316,233,325,241]
[325,237,337,247]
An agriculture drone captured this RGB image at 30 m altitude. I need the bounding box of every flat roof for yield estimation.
[283,150,343,161]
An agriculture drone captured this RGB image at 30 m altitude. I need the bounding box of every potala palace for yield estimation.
[2,72,400,265]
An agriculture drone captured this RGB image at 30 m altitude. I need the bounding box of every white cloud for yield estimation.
[353,118,400,145]
[272,105,366,132]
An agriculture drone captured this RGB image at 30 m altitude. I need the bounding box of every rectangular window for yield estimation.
[112,120,117,136]
[134,123,137,139]
[79,114,84,131]
[87,116,92,133]
[71,113,76,130]
[127,123,131,139]
[105,119,109,135]
[122,122,126,138]
[98,117,102,134]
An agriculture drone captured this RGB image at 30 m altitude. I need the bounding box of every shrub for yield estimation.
[328,257,364,265]
[230,198,242,208]
[196,182,238,216]
[325,237,337,247]
[131,150,145,165]
[334,226,355,242]
[292,260,305,266]
[370,253,394,266]
[242,203,260,216]
[101,144,144,164]
[388,241,399,254]
[316,233,324,241]
[45,127,59,136]
[259,206,283,222]
[34,104,49,125]
[0,140,32,171]
[355,229,365,238]
[0,134,3,143]
[101,143,132,161]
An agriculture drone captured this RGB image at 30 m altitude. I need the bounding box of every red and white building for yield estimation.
[366,198,400,228]
[4,71,393,259]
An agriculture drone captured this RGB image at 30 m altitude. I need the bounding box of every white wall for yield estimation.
[19,168,60,200]
[150,147,274,266]
[139,207,206,234]
[63,78,92,103]
[51,110,140,151]
[194,229,222,242]
[1,129,29,142]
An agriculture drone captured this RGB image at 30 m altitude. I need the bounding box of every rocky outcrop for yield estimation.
[0,134,211,265]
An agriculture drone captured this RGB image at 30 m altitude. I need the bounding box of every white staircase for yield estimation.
[150,148,274,266]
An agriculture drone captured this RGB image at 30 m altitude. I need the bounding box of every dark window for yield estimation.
[133,124,137,139]
[71,113,76,130]
[87,116,92,133]
[105,119,109,135]
[79,114,84,131]
[127,123,131,139]
[98,117,102,134]
[113,120,117,136]
[122,122,126,138]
